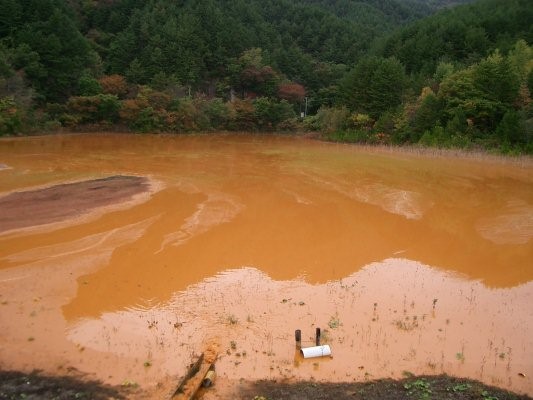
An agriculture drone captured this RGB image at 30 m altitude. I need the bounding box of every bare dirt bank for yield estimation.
[0,175,151,233]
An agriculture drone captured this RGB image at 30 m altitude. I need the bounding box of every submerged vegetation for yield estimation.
[0,0,532,154]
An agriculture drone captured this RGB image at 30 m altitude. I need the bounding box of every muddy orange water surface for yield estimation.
[0,133,532,398]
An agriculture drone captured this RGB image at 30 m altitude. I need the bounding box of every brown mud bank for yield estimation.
[0,175,151,233]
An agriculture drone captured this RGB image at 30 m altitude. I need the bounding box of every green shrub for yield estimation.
[58,113,80,127]
[328,129,369,143]
[374,111,396,134]
[496,110,525,144]
[302,115,320,131]
[42,119,62,132]
[277,117,302,132]
[0,97,23,135]
[78,74,102,96]
[96,94,121,122]
[203,98,231,130]
[253,97,295,130]
[132,107,161,132]
[316,106,350,134]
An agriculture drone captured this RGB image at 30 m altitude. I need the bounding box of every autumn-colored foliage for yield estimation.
[227,99,257,131]
[241,66,276,85]
[66,94,120,123]
[119,98,148,124]
[66,96,99,117]
[98,75,128,98]
[144,91,172,110]
[278,83,306,102]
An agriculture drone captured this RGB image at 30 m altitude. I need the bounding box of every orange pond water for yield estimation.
[0,133,532,397]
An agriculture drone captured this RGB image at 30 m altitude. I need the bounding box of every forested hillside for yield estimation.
[377,0,532,75]
[1,0,531,153]
[406,0,474,11]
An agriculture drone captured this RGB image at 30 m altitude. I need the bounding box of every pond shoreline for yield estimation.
[2,130,531,166]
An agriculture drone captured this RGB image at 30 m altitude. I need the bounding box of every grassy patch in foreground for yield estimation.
[244,374,531,400]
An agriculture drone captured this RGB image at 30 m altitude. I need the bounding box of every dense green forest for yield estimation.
[0,0,532,153]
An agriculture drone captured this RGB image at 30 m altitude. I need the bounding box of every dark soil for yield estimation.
[0,370,126,399]
[0,175,150,233]
[241,374,532,400]
[1,371,531,400]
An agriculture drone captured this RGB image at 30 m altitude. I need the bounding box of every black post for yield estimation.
[295,329,302,348]
[316,327,321,346]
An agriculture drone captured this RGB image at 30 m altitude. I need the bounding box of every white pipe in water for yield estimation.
[300,345,332,358]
